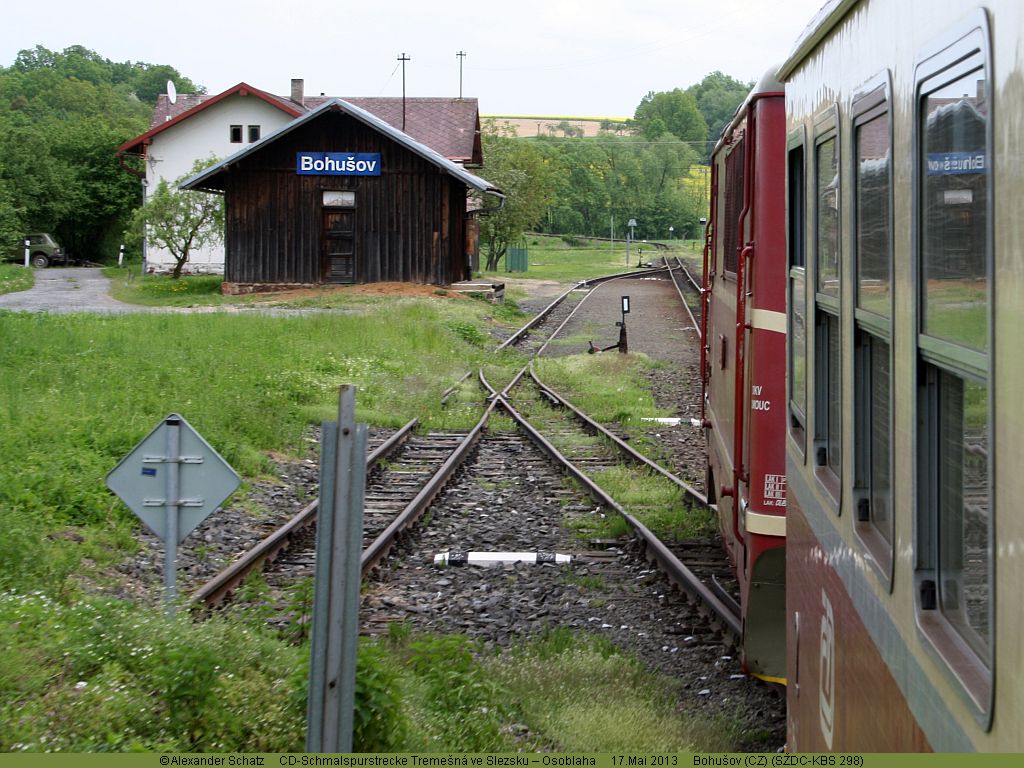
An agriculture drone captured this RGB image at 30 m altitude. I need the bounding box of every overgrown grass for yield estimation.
[534,352,672,452]
[489,628,739,752]
[0,600,743,753]
[0,263,33,295]
[0,275,741,752]
[103,266,233,306]
[0,592,309,752]
[0,303,523,595]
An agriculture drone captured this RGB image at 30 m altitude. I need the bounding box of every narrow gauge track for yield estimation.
[197,263,740,644]
[193,409,494,608]
[495,266,669,354]
[482,367,741,641]
[664,255,703,337]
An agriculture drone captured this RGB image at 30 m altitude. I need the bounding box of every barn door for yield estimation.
[322,208,356,284]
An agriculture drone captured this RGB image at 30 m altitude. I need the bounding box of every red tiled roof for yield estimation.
[119,82,302,154]
[125,86,481,164]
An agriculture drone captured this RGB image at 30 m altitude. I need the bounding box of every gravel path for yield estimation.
[0,267,148,313]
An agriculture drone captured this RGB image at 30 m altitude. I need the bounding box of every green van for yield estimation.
[6,233,66,268]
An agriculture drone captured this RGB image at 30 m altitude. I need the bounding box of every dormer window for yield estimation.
[229,125,243,143]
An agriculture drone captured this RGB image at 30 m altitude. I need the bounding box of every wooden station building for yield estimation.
[181,98,503,292]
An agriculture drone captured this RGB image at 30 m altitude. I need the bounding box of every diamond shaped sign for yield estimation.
[106,414,240,543]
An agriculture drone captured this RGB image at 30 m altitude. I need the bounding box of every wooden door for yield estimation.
[322,209,356,284]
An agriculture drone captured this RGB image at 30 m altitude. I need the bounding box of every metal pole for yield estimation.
[307,386,367,753]
[164,416,181,616]
[398,53,411,131]
[457,51,466,99]
[23,239,29,268]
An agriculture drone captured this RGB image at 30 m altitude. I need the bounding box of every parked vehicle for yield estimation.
[5,233,67,268]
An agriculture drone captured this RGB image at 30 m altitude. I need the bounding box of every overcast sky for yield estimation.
[3,0,826,117]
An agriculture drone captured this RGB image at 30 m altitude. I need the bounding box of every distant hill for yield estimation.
[483,115,631,138]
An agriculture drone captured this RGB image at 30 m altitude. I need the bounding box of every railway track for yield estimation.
[664,255,703,337]
[194,263,741,645]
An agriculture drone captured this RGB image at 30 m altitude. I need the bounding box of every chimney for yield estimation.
[291,79,304,106]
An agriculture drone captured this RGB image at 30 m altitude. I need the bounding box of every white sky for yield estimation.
[3,0,826,117]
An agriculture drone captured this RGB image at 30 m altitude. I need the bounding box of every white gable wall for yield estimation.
[143,95,296,273]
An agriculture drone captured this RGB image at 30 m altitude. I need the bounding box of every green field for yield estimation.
[479,234,699,283]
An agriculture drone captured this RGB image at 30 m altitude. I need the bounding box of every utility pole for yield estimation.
[397,53,411,130]
[456,51,466,99]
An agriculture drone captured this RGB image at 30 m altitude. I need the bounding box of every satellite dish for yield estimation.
[167,80,177,105]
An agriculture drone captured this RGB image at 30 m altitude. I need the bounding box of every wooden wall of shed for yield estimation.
[221,109,470,286]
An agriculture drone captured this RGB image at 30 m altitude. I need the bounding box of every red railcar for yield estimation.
[701,70,788,682]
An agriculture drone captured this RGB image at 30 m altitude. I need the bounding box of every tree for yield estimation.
[477,120,555,271]
[0,44,202,260]
[632,89,708,145]
[685,71,754,151]
[124,160,223,278]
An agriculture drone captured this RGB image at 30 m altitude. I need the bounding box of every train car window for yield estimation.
[723,139,745,274]
[788,142,807,436]
[813,125,841,501]
[815,137,839,297]
[852,81,895,582]
[914,14,993,722]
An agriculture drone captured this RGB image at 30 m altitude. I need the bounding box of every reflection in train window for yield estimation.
[814,132,841,493]
[921,74,988,352]
[853,101,894,569]
[916,62,992,675]
[788,143,807,431]
[816,137,839,297]
[856,115,892,316]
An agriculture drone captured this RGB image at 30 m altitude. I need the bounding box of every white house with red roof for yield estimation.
[118,79,483,274]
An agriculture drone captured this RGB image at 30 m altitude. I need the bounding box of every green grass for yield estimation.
[104,266,232,306]
[0,263,33,295]
[0,303,524,596]
[487,628,740,752]
[0,272,744,753]
[479,236,698,283]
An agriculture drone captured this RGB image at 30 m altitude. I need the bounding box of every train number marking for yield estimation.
[819,589,836,750]
[763,474,787,506]
[751,384,771,411]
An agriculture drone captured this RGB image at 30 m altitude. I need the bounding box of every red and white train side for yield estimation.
[701,70,789,683]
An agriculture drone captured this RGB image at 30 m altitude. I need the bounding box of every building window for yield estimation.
[814,130,840,494]
[852,85,894,576]
[248,125,261,143]
[914,19,992,718]
[229,125,243,143]
[788,142,807,434]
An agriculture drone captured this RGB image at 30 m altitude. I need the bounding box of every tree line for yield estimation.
[0,44,750,270]
[479,71,752,269]
[0,45,200,262]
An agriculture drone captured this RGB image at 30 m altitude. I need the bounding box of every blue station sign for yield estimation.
[297,152,382,176]
[927,152,986,175]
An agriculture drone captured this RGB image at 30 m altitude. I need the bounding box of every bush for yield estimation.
[353,641,407,751]
[0,593,307,752]
[403,635,509,751]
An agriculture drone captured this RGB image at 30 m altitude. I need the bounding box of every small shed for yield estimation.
[181,98,502,292]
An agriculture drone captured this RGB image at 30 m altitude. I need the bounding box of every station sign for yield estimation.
[297,152,382,176]
[927,151,986,175]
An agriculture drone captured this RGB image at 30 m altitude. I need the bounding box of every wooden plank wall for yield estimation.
[222,109,470,285]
